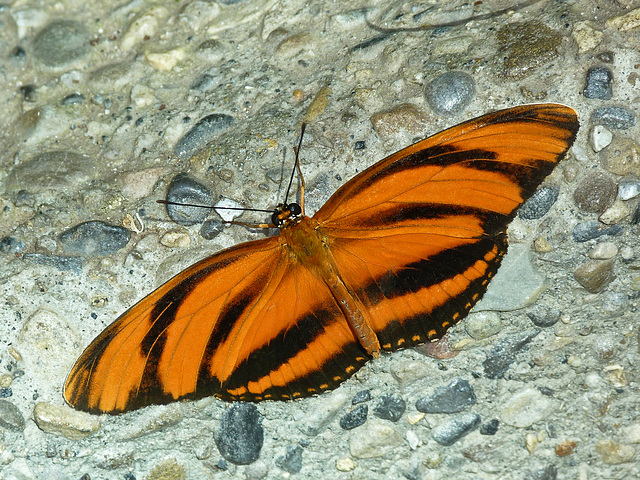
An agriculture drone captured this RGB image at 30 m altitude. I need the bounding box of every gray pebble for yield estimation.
[340,404,368,430]
[275,445,303,474]
[572,221,623,242]
[32,20,90,68]
[173,113,235,158]
[352,389,372,405]
[372,393,406,422]
[59,221,131,256]
[526,305,561,328]
[583,66,613,100]
[215,403,264,465]
[591,106,636,130]
[519,186,559,219]
[573,172,616,213]
[424,71,475,115]
[601,291,628,317]
[23,253,83,273]
[0,399,26,431]
[166,173,214,226]
[482,330,539,379]
[190,73,217,92]
[0,236,24,254]
[479,419,499,435]
[200,218,225,239]
[525,465,557,480]
[415,378,476,414]
[431,413,481,446]
[618,178,640,200]
[61,92,85,105]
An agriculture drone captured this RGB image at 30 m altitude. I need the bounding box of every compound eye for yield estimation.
[288,203,302,216]
[271,211,283,227]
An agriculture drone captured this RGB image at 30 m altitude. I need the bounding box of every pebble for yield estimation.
[32,20,90,68]
[173,113,235,159]
[120,167,168,201]
[606,6,640,32]
[215,403,264,465]
[335,457,357,472]
[518,186,558,219]
[592,334,618,361]
[572,22,604,53]
[117,405,183,440]
[165,173,214,226]
[145,47,187,71]
[601,137,640,176]
[424,71,475,115]
[200,218,225,240]
[159,230,191,248]
[572,221,623,242]
[573,172,616,213]
[591,106,637,130]
[191,73,217,92]
[22,253,83,273]
[0,400,25,431]
[464,311,502,340]
[0,236,25,254]
[497,21,561,79]
[500,388,556,428]
[599,199,631,225]
[33,402,100,440]
[214,197,244,222]
[595,439,636,464]
[415,378,476,414]
[475,244,545,312]
[573,259,615,293]
[59,221,131,256]
[601,291,628,317]
[524,465,557,480]
[480,419,499,435]
[525,432,538,454]
[6,151,95,193]
[583,66,613,100]
[588,241,618,260]
[406,430,421,450]
[589,125,613,152]
[274,445,303,474]
[372,392,406,422]
[370,104,427,137]
[61,92,85,105]
[431,413,481,446]
[339,404,368,430]
[298,392,349,436]
[390,360,429,385]
[555,439,577,456]
[351,389,372,405]
[145,458,186,480]
[349,420,403,458]
[120,6,170,52]
[482,329,539,379]
[618,178,640,200]
[623,423,640,444]
[526,305,561,328]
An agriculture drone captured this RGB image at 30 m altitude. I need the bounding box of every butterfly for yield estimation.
[64,104,579,414]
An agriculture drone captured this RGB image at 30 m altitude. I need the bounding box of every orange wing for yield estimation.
[64,235,368,413]
[64,103,578,414]
[315,103,579,350]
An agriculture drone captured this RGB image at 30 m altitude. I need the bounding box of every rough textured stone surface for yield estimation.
[215,404,264,465]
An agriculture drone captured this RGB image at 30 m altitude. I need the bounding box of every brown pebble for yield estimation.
[573,259,615,293]
[370,104,427,137]
[555,439,577,456]
[573,172,616,213]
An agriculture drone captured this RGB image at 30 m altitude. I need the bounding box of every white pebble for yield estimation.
[590,125,613,152]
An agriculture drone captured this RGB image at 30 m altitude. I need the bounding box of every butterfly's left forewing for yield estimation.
[315,104,579,350]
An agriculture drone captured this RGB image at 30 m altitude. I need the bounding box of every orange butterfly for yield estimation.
[64,104,579,414]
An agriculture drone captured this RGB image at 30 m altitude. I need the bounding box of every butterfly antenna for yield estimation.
[284,122,307,213]
[156,200,273,215]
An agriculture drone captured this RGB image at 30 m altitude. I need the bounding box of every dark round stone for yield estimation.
[200,218,224,239]
[373,392,406,422]
[59,221,131,256]
[583,66,613,100]
[0,236,24,254]
[215,403,264,465]
[339,404,368,430]
[479,418,499,435]
[416,378,476,414]
[173,113,235,158]
[352,389,372,405]
[519,186,559,219]
[165,173,214,226]
[425,71,476,115]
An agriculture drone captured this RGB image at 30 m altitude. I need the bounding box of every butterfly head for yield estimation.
[272,202,303,228]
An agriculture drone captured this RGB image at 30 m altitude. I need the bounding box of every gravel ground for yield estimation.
[1,0,640,479]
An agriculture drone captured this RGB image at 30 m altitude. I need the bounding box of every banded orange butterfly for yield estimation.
[64,103,579,414]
